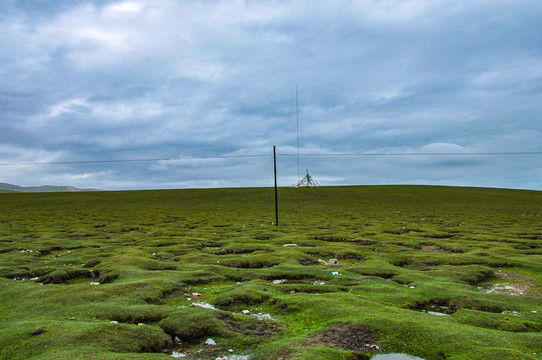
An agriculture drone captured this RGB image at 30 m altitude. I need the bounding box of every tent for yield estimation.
[293,169,319,188]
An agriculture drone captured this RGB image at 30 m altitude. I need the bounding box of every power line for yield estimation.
[278,151,542,157]
[1,151,541,166]
[0,154,269,166]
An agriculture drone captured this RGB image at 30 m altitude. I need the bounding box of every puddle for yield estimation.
[371,354,426,360]
[169,347,249,360]
[410,300,456,315]
[422,310,450,316]
[170,351,187,358]
[190,302,216,309]
[478,270,541,297]
[253,312,276,321]
[480,283,526,296]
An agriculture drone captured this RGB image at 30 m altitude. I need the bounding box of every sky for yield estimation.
[1,0,542,190]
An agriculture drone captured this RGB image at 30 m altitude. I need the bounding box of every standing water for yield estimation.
[371,354,426,360]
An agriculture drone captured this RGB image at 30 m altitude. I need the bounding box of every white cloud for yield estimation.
[38,98,165,123]
[107,1,144,13]
[419,143,466,153]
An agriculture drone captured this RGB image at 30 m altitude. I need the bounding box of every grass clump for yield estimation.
[160,307,228,341]
[214,283,272,308]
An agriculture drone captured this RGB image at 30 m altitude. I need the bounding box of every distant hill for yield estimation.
[0,182,101,193]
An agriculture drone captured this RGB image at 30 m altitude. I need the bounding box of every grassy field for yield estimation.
[0,185,541,360]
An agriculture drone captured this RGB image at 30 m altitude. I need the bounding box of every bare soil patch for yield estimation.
[308,322,379,353]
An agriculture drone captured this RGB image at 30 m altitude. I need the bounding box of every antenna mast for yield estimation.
[296,85,300,180]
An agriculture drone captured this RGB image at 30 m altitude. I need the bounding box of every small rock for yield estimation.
[205,338,216,345]
[110,321,118,324]
[31,328,44,335]
[329,258,339,267]
[242,310,250,314]
[282,244,298,247]
[69,317,76,320]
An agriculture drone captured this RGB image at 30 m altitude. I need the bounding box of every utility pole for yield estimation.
[273,146,279,226]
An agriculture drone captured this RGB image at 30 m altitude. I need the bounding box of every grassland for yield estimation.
[0,185,541,360]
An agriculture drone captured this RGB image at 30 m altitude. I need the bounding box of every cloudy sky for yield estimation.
[1,0,541,190]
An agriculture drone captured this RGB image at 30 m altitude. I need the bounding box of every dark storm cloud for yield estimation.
[1,0,541,189]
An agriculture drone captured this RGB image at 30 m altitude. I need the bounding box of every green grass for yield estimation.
[0,185,541,360]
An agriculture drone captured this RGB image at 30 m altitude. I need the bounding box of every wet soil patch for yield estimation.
[41,268,97,284]
[298,257,319,266]
[217,313,281,337]
[518,233,542,240]
[220,261,279,269]
[479,270,541,298]
[212,248,260,255]
[313,235,353,242]
[390,258,412,267]
[277,284,344,294]
[262,274,316,281]
[392,242,422,250]
[422,246,464,253]
[409,298,504,314]
[421,233,454,239]
[83,260,101,268]
[354,239,377,245]
[512,243,541,249]
[336,251,363,260]
[408,299,457,315]
[154,241,180,247]
[99,272,119,284]
[308,322,379,353]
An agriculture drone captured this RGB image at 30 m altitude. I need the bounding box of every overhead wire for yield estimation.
[0,151,541,166]
[0,154,270,166]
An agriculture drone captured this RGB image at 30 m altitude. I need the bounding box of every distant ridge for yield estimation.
[0,182,101,193]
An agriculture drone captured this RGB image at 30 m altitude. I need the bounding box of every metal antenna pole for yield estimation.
[296,85,300,180]
[273,146,279,226]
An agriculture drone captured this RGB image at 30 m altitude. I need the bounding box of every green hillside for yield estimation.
[0,182,100,193]
[0,186,541,360]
